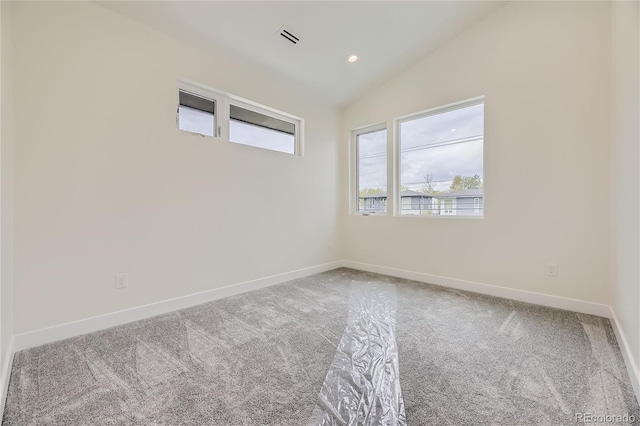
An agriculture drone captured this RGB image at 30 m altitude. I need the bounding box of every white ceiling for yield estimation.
[98,1,504,107]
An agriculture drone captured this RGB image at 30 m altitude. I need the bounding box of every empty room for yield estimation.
[0,0,638,424]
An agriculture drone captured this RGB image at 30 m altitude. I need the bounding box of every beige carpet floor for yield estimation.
[3,268,639,425]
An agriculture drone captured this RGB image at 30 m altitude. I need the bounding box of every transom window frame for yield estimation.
[228,98,302,155]
[177,82,223,140]
[350,96,485,219]
[176,79,304,156]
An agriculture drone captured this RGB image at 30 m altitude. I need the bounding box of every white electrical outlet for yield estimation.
[547,264,558,277]
[115,273,128,289]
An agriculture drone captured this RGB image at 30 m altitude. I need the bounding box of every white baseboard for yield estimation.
[0,336,15,418]
[6,260,639,407]
[609,308,640,402]
[342,260,612,318]
[343,262,640,401]
[13,261,342,352]
[15,260,610,353]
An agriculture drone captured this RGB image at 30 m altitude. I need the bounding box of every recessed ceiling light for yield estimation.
[451,128,457,132]
[347,54,358,63]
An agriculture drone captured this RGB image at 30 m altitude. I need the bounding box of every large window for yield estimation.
[355,126,387,214]
[398,99,484,217]
[177,81,302,155]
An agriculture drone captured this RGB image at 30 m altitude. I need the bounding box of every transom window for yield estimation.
[178,90,216,137]
[177,81,302,156]
[229,104,296,154]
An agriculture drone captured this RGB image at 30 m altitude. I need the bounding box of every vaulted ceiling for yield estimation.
[98,1,504,106]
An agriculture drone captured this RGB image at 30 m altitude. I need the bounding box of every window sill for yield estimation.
[394,214,484,220]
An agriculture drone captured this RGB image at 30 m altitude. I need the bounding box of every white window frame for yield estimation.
[351,123,388,216]
[394,96,485,219]
[177,81,224,140]
[228,98,302,156]
[176,79,304,156]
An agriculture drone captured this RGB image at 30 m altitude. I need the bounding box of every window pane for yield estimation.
[178,91,215,137]
[179,106,215,137]
[400,102,484,216]
[357,129,387,213]
[230,105,295,154]
[229,120,295,154]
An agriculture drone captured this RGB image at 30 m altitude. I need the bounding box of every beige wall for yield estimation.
[611,0,640,385]
[339,2,612,304]
[12,2,339,333]
[0,0,14,377]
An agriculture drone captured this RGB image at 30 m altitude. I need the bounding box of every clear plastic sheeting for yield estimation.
[310,281,406,426]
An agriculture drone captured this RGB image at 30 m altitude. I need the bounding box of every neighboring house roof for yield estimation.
[359,191,387,199]
[439,188,484,198]
[360,190,432,199]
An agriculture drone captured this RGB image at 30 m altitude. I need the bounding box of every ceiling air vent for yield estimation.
[278,26,300,45]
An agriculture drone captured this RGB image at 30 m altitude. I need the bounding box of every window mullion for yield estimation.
[389,118,397,217]
[218,97,230,142]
